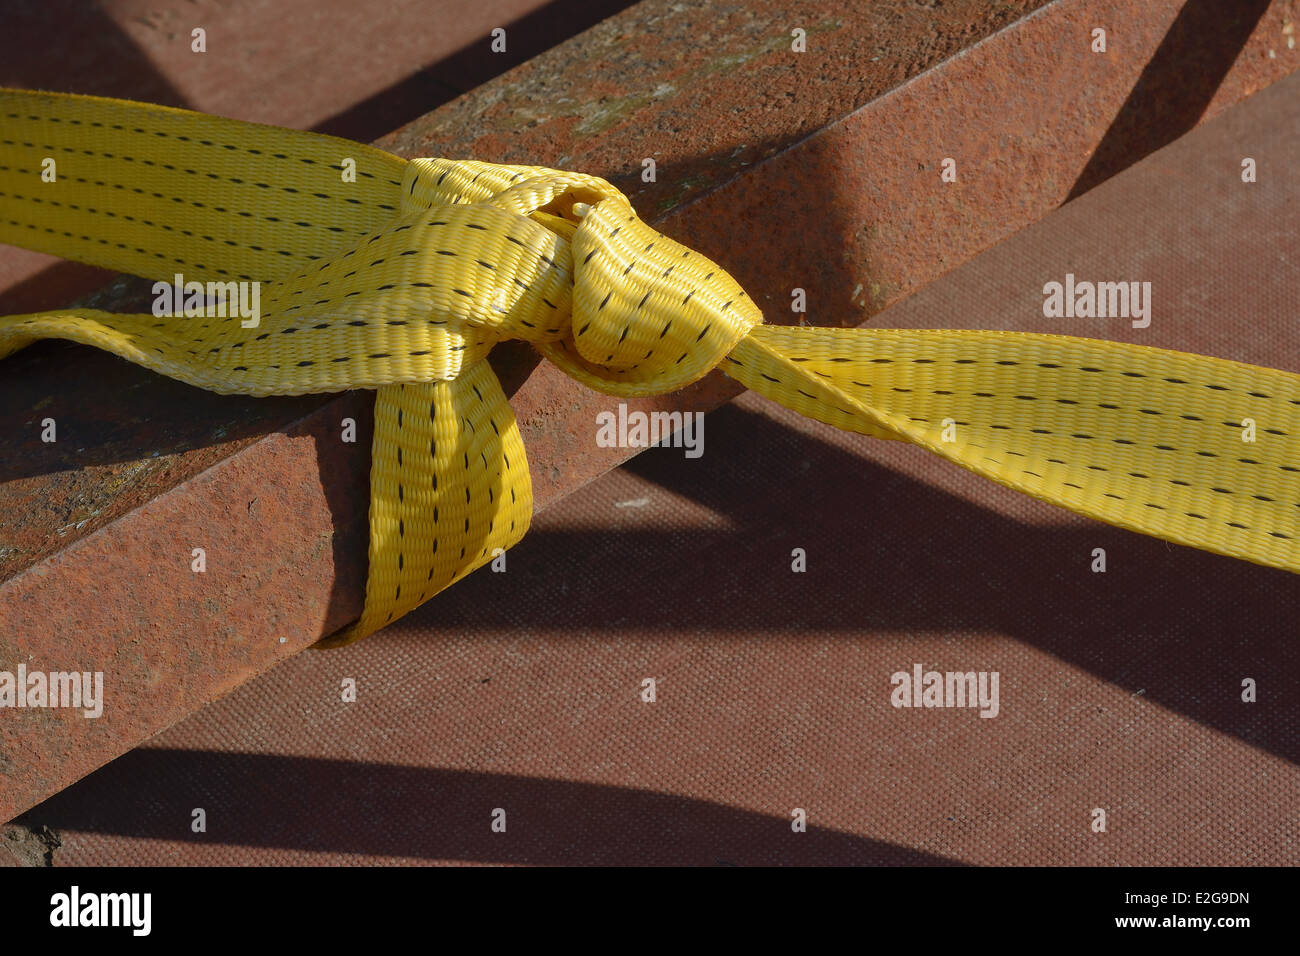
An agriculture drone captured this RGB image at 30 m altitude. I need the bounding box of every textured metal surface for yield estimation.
[2,0,1297,821]
[17,68,1300,861]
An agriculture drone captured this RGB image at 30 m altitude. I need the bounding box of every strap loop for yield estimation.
[3,88,1299,648]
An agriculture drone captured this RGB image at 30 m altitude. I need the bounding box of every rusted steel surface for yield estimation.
[1,0,1297,820]
[16,68,1300,865]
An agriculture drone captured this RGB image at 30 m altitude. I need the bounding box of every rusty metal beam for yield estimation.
[2,0,1296,821]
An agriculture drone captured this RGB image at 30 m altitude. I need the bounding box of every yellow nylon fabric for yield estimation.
[1,89,1297,647]
[725,329,1300,572]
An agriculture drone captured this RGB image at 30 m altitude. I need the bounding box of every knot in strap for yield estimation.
[5,90,1300,650]
[398,158,762,397]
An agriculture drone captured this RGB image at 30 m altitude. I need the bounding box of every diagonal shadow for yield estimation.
[0,0,192,106]
[19,749,961,866]
[1066,0,1270,200]
[314,0,642,142]
[400,402,1300,766]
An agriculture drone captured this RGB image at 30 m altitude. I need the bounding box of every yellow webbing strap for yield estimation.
[2,89,1296,646]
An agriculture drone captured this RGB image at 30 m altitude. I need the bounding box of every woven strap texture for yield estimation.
[2,89,1296,645]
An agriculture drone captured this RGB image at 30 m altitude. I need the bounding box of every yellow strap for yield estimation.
[2,89,1296,646]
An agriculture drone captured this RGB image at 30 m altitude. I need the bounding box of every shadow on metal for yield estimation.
[1066,0,1272,200]
[314,0,643,142]
[402,401,1300,767]
[20,748,963,865]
